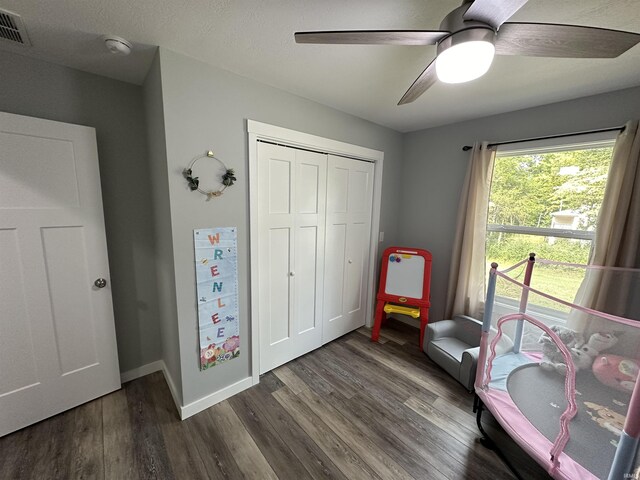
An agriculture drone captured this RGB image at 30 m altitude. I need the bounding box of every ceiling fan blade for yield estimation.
[463,0,529,29]
[295,30,449,46]
[495,23,640,58]
[398,59,437,105]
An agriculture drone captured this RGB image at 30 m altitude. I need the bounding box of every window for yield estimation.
[485,134,616,313]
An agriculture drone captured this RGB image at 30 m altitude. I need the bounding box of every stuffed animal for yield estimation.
[592,354,639,393]
[583,332,619,355]
[539,325,584,374]
[540,329,620,375]
[564,332,620,374]
[584,401,626,436]
[555,347,594,375]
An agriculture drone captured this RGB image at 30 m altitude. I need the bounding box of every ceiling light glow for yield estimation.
[436,40,495,84]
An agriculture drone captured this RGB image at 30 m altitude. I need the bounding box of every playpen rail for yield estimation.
[483,313,578,474]
[513,253,535,353]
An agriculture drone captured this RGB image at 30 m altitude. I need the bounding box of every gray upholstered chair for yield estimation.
[424,315,514,391]
[424,315,483,391]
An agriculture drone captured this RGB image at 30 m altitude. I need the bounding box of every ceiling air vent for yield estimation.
[0,9,31,46]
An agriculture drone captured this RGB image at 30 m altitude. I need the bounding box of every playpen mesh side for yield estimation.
[490,260,640,352]
[476,260,640,479]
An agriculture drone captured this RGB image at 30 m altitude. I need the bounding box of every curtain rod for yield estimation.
[461,125,625,151]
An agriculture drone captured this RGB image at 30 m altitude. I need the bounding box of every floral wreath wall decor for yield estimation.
[183,150,237,199]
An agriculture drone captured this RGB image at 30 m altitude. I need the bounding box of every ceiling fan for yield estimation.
[294,0,640,105]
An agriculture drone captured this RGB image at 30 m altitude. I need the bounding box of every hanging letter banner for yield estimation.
[194,227,240,370]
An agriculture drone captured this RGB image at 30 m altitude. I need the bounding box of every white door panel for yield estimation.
[0,229,39,396]
[327,166,349,213]
[258,143,326,373]
[345,221,367,314]
[268,158,292,214]
[348,170,369,214]
[295,225,318,333]
[324,222,347,323]
[0,112,120,437]
[267,227,291,345]
[323,155,374,343]
[259,144,295,370]
[297,163,320,214]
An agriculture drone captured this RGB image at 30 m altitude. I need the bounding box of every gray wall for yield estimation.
[142,52,183,402]
[156,48,404,405]
[7,44,636,406]
[400,85,640,323]
[0,50,161,373]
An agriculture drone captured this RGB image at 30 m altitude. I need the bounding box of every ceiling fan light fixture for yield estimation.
[435,28,495,84]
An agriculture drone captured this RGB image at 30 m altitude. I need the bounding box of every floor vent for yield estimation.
[0,9,31,46]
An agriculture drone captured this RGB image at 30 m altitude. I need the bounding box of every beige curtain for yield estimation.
[569,120,640,332]
[445,142,496,320]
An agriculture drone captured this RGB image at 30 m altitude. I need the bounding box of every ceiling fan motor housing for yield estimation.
[439,3,496,40]
[436,27,495,56]
[437,3,496,62]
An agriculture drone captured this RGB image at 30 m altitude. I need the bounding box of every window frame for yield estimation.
[487,132,618,319]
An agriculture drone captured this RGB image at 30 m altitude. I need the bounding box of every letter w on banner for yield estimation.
[194,227,240,370]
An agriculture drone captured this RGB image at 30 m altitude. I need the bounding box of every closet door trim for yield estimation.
[248,120,384,384]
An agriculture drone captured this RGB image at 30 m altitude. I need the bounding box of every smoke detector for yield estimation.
[103,35,132,55]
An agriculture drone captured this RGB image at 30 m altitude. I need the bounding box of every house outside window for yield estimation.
[485,133,616,322]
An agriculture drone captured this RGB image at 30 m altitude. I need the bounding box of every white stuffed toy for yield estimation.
[563,332,619,375]
[541,329,618,375]
[580,332,619,356]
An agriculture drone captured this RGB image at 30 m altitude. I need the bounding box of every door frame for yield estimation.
[247,120,384,384]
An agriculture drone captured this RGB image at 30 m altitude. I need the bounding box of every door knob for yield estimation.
[94,278,107,288]
[348,259,353,264]
[289,271,295,277]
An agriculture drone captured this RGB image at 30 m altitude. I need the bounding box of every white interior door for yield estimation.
[258,142,326,373]
[323,154,374,343]
[0,112,120,437]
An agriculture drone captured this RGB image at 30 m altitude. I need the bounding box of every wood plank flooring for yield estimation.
[0,320,541,480]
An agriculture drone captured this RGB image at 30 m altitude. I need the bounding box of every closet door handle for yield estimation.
[289,271,295,277]
[348,259,353,264]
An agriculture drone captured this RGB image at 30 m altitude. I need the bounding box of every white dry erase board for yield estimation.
[384,251,425,299]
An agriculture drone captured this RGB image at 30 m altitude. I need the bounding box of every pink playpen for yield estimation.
[474,255,640,480]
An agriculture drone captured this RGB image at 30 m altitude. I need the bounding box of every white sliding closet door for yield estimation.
[323,154,374,343]
[257,143,326,374]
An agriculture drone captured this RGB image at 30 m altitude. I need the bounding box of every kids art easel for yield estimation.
[371,247,432,348]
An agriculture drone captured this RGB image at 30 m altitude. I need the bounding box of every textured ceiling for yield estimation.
[1,0,639,132]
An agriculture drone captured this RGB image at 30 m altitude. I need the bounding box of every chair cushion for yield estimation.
[427,337,473,381]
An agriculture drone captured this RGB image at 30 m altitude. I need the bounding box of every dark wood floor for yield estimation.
[1,320,532,480]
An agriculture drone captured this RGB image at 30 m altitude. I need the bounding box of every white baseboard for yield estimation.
[180,377,253,420]
[160,361,182,415]
[119,360,253,421]
[120,360,164,384]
